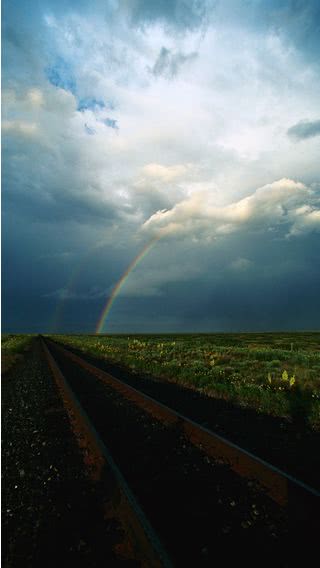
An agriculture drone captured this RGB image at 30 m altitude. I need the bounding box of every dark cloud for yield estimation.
[2,0,320,334]
[287,119,320,140]
[103,117,118,129]
[150,46,198,78]
[210,0,320,65]
[3,182,122,225]
[90,232,320,334]
[125,0,208,31]
[43,286,107,300]
[270,0,320,63]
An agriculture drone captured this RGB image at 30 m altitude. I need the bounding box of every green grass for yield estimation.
[1,334,34,374]
[50,332,320,429]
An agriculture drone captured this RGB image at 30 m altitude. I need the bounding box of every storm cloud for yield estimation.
[150,46,198,78]
[2,0,320,333]
[287,119,320,140]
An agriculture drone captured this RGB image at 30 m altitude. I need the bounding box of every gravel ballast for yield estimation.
[2,340,130,567]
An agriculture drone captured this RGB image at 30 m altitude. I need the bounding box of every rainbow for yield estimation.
[50,242,107,333]
[95,237,159,334]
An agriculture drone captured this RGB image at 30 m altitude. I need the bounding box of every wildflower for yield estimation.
[289,375,295,387]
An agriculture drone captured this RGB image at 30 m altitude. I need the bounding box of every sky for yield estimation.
[2,0,320,333]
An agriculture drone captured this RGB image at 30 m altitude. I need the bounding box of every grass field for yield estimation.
[1,334,34,374]
[51,332,320,430]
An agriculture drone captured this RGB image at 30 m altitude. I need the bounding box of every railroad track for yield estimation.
[41,337,319,566]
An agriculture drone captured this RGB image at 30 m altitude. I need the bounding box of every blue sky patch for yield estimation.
[103,117,118,129]
[78,98,106,112]
[46,57,77,94]
[84,123,95,135]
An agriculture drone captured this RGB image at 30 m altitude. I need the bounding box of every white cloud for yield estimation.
[288,206,320,236]
[4,9,320,239]
[140,163,191,182]
[2,120,39,137]
[142,178,320,239]
[3,4,320,281]
[27,88,44,107]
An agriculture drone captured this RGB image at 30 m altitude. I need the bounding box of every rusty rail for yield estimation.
[41,339,173,568]
[44,336,319,532]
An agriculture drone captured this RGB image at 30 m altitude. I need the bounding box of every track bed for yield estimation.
[2,341,125,568]
[3,338,318,567]
[48,340,296,566]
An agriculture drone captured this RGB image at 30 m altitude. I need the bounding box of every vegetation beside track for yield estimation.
[49,333,320,430]
[1,334,34,374]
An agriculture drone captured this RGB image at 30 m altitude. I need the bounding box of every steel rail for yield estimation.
[41,338,173,568]
[44,336,319,531]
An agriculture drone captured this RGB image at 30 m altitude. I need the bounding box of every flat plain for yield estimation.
[51,332,320,430]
